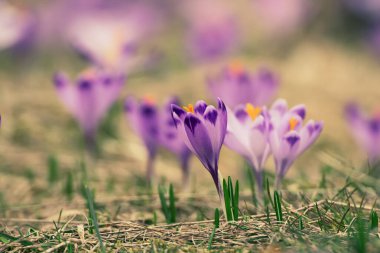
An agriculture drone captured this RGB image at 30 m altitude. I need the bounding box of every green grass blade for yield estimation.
[223,179,232,221]
[266,178,275,209]
[63,171,74,201]
[169,184,176,223]
[85,186,105,253]
[47,154,59,184]
[274,191,283,222]
[228,176,235,220]
[233,180,239,221]
[370,210,378,231]
[299,216,304,230]
[207,227,217,250]
[214,208,220,228]
[245,165,257,207]
[158,185,169,223]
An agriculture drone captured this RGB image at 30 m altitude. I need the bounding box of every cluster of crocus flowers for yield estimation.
[171,99,227,207]
[268,99,323,189]
[345,102,380,165]
[54,68,125,150]
[124,96,192,186]
[225,99,323,194]
[207,62,279,108]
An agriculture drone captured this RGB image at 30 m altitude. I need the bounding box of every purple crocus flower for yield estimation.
[180,0,239,61]
[207,62,279,108]
[171,98,227,209]
[224,103,270,198]
[159,97,192,188]
[0,2,36,52]
[345,102,380,165]
[54,68,125,149]
[268,99,323,189]
[65,3,161,71]
[124,96,160,183]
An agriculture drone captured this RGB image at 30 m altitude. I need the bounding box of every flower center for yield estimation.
[289,117,299,131]
[228,60,244,76]
[143,95,155,105]
[183,104,194,113]
[245,103,261,121]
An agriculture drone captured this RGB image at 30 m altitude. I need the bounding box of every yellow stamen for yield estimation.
[228,60,244,76]
[245,103,261,121]
[143,95,155,105]
[183,104,194,113]
[289,117,299,130]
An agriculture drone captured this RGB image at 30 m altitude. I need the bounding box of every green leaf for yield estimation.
[370,210,378,231]
[0,232,33,246]
[274,191,283,222]
[266,178,275,209]
[85,186,105,253]
[214,208,220,228]
[223,179,232,221]
[233,180,239,221]
[169,184,176,223]
[158,185,169,223]
[47,154,59,184]
[207,227,217,250]
[299,216,304,230]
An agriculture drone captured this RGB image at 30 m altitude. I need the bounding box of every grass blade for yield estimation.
[370,210,378,231]
[158,185,169,223]
[169,184,176,223]
[233,180,239,221]
[214,208,220,228]
[266,178,275,209]
[85,186,105,253]
[223,179,232,221]
[274,191,283,222]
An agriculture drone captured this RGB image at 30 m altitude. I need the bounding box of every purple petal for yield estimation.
[290,104,306,119]
[194,100,207,114]
[286,134,300,147]
[171,104,186,118]
[204,107,218,125]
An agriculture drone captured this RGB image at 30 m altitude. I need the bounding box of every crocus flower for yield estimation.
[160,97,192,188]
[224,103,271,198]
[66,4,161,71]
[171,99,227,209]
[344,102,380,165]
[207,62,279,108]
[0,2,36,52]
[268,99,323,189]
[54,68,125,149]
[124,96,160,183]
[180,0,239,61]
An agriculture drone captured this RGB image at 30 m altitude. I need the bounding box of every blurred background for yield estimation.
[1,0,380,217]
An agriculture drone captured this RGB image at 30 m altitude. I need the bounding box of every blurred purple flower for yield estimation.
[345,102,380,164]
[181,0,239,61]
[54,68,125,148]
[171,99,227,206]
[224,103,271,197]
[65,3,161,71]
[207,62,279,108]
[268,99,323,189]
[0,2,36,52]
[160,97,192,188]
[124,96,160,183]
[252,0,312,38]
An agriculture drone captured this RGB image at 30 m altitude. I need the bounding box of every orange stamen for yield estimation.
[289,117,299,130]
[183,104,194,113]
[245,103,261,121]
[228,60,244,76]
[143,95,156,105]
